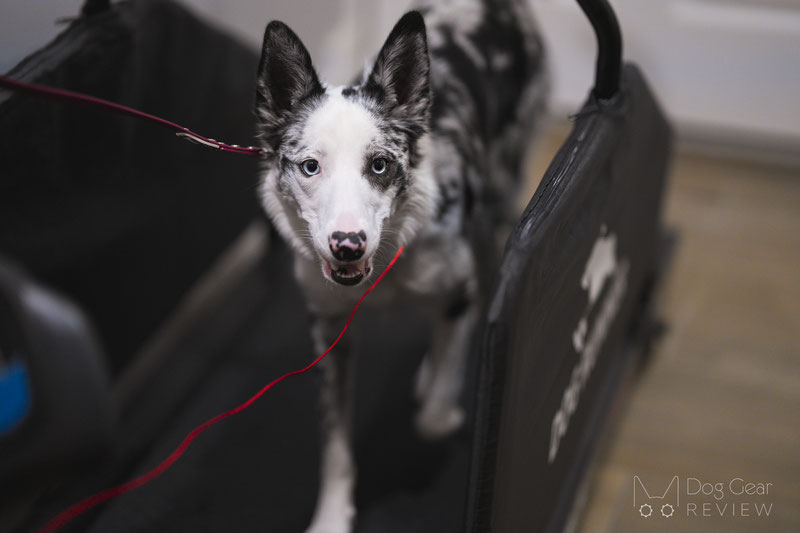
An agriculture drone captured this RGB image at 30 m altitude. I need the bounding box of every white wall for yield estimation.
[535,0,800,156]
[2,0,799,159]
[0,0,83,74]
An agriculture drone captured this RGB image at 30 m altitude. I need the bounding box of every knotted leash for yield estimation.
[0,74,402,532]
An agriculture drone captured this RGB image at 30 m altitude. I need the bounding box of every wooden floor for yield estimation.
[525,126,800,533]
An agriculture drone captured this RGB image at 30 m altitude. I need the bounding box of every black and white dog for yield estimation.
[255,1,546,531]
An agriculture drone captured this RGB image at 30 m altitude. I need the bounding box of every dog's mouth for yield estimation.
[324,259,372,286]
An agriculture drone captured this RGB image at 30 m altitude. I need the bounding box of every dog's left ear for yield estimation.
[365,11,431,127]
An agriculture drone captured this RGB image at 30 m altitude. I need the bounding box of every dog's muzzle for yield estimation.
[325,230,370,286]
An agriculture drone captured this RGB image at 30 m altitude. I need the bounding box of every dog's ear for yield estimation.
[365,11,431,125]
[256,21,323,124]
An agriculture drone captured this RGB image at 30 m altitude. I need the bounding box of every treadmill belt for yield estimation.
[73,240,473,533]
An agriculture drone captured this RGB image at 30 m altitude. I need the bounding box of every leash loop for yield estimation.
[0,74,268,158]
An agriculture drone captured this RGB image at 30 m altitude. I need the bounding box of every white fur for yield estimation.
[298,90,385,259]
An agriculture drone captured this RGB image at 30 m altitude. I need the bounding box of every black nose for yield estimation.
[329,230,366,261]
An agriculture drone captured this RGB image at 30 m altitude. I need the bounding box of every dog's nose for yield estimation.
[329,230,367,261]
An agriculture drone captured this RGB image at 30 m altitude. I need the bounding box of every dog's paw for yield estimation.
[305,502,354,533]
[415,402,465,440]
[305,523,351,533]
[305,513,353,533]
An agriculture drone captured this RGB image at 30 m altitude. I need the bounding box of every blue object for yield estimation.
[0,359,31,435]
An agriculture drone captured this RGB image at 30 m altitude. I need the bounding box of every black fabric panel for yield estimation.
[467,64,672,533]
[0,0,262,375]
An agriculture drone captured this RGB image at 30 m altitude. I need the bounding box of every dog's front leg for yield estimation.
[415,292,479,440]
[306,315,356,533]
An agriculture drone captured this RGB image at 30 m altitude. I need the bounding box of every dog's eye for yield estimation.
[300,159,320,176]
[371,158,387,175]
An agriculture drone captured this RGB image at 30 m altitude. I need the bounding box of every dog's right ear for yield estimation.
[364,11,430,125]
[256,21,323,125]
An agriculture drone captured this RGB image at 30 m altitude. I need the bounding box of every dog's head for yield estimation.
[255,11,434,287]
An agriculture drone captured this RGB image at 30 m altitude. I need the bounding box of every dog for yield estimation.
[254,1,547,531]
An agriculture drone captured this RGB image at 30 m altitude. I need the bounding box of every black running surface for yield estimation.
[38,240,475,533]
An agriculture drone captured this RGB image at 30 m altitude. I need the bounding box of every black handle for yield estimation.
[576,0,622,100]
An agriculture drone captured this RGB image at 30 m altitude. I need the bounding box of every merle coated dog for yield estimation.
[254,1,547,531]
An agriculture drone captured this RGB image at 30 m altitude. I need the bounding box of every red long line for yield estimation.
[36,247,404,533]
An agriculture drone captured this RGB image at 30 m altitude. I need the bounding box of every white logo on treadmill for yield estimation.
[549,225,629,463]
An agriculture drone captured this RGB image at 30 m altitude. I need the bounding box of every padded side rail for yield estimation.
[467,64,672,533]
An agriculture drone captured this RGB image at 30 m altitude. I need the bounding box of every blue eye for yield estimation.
[301,159,320,176]
[371,157,387,174]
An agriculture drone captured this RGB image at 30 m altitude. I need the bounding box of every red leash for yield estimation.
[36,246,403,533]
[0,75,268,157]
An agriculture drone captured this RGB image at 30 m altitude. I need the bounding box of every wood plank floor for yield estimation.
[524,125,800,533]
